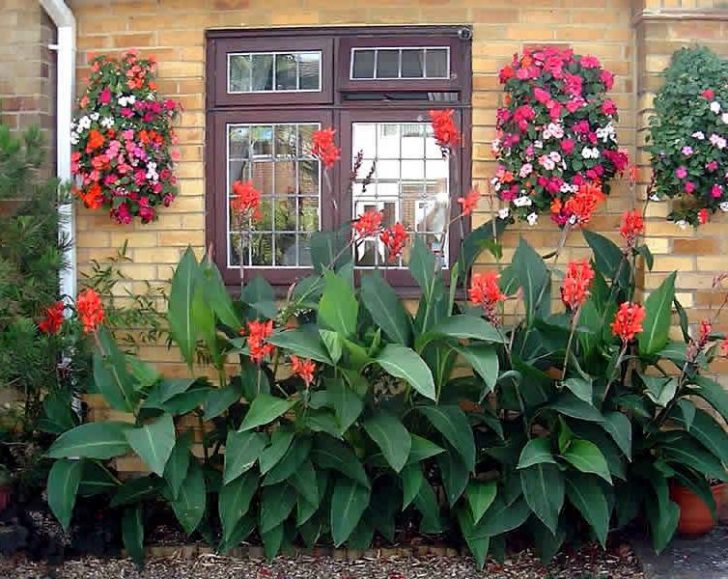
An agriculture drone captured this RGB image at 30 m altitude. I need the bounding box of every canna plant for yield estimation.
[43,120,728,568]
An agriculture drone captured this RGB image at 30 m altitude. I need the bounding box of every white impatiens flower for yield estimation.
[549,151,562,163]
[514,196,533,208]
[596,123,616,143]
[519,163,533,178]
[78,116,91,130]
[581,147,600,159]
[100,116,115,129]
[538,155,556,171]
[90,112,100,121]
[491,139,501,154]
[547,122,564,139]
[710,101,721,114]
[534,140,543,149]
[720,201,728,212]
[70,132,80,145]
[498,207,510,219]
[649,193,661,202]
[526,212,538,226]
[692,131,705,140]
[722,113,728,125]
[676,220,689,230]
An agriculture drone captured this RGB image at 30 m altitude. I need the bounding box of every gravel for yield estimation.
[0,543,644,579]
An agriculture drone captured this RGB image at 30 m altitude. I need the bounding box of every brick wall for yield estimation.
[0,1,57,174]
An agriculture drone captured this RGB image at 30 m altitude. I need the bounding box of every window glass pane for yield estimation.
[401,49,424,78]
[228,123,322,268]
[352,124,376,157]
[425,48,448,78]
[298,52,321,90]
[251,54,274,91]
[229,55,251,92]
[352,121,449,268]
[352,50,375,79]
[376,49,399,79]
[275,53,297,90]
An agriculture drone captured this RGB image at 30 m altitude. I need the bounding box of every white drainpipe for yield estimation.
[40,0,76,302]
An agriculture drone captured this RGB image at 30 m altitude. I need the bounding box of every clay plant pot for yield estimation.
[670,482,727,536]
[0,484,11,514]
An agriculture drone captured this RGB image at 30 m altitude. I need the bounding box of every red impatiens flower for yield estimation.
[244,319,275,365]
[563,182,605,226]
[78,182,105,210]
[698,208,709,225]
[85,129,105,153]
[610,302,646,344]
[353,209,383,238]
[619,209,645,249]
[290,355,316,387]
[380,222,409,262]
[429,109,461,152]
[311,128,341,169]
[39,301,65,335]
[230,180,261,221]
[560,259,595,311]
[458,188,481,216]
[469,271,506,325]
[701,88,715,100]
[76,288,105,334]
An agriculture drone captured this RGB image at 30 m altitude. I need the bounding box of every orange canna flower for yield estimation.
[230,180,262,221]
[380,222,409,262]
[560,259,595,311]
[610,302,646,344]
[76,288,104,334]
[619,210,644,249]
[429,109,461,151]
[469,271,506,326]
[457,188,481,217]
[291,355,316,387]
[353,209,383,238]
[563,182,605,226]
[244,319,275,365]
[311,128,341,169]
[38,301,65,335]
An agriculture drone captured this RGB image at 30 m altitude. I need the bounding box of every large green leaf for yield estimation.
[562,377,593,405]
[125,414,175,477]
[239,394,296,432]
[263,437,312,486]
[260,483,297,533]
[360,272,412,345]
[512,238,550,323]
[318,270,358,337]
[458,217,507,277]
[330,478,371,547]
[638,272,676,356]
[401,464,424,510]
[93,327,139,413]
[561,439,612,483]
[310,225,351,273]
[259,427,294,474]
[414,478,444,534]
[78,461,119,497]
[289,459,319,507]
[437,449,470,506]
[646,476,679,553]
[407,435,445,464]
[362,413,411,473]
[517,437,556,469]
[241,276,277,319]
[192,283,220,368]
[466,480,498,525]
[122,505,145,566]
[267,329,332,364]
[457,507,491,570]
[454,344,499,394]
[48,422,132,460]
[164,432,191,499]
[690,376,728,423]
[170,460,206,535]
[549,392,604,423]
[223,430,268,484]
[326,379,363,433]
[662,438,728,482]
[408,236,437,297]
[311,435,370,488]
[47,459,83,531]
[476,496,531,536]
[677,409,728,465]
[418,405,475,471]
[375,344,436,401]
[600,412,632,461]
[219,471,258,543]
[520,463,564,533]
[418,315,505,351]
[565,473,609,547]
[201,256,240,328]
[583,229,625,282]
[203,383,242,420]
[167,247,199,367]
[110,475,162,507]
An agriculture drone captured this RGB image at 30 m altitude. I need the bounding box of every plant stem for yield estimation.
[561,307,581,380]
[602,342,628,403]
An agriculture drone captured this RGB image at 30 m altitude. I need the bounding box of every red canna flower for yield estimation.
[311,128,341,169]
[610,302,646,344]
[698,320,712,347]
[353,209,383,238]
[563,182,605,226]
[290,355,316,387]
[469,271,506,325]
[244,319,275,365]
[380,222,409,262]
[698,208,709,225]
[429,109,461,152]
[76,288,105,334]
[628,165,640,185]
[39,301,65,335]
[457,188,481,216]
[619,209,645,249]
[230,180,261,221]
[561,259,595,311]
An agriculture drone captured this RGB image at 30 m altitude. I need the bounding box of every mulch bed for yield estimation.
[0,543,644,578]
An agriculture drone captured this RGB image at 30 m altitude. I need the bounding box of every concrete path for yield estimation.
[632,524,728,579]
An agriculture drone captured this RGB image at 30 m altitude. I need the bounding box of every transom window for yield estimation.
[207,27,472,291]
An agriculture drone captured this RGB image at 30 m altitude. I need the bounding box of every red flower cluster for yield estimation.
[494,46,625,227]
[380,223,409,262]
[72,51,180,224]
[353,209,383,238]
[291,355,316,387]
[76,288,105,334]
[38,301,65,335]
[429,109,461,152]
[469,271,506,325]
[244,320,275,365]
[619,209,645,249]
[560,259,595,311]
[458,188,481,217]
[610,302,646,344]
[311,128,341,169]
[230,180,261,221]
[553,182,605,227]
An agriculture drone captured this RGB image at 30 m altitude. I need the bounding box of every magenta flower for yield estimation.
[675,166,688,179]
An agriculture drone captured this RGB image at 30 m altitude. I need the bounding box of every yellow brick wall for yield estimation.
[68,0,728,387]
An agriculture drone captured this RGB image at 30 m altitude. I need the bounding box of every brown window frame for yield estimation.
[206,26,472,294]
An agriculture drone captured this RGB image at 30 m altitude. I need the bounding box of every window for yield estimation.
[206,27,472,291]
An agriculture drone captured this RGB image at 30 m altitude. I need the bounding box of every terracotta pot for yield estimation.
[0,484,11,514]
[670,482,727,536]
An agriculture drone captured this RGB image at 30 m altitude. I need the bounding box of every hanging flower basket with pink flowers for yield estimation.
[493,47,628,228]
[71,50,180,224]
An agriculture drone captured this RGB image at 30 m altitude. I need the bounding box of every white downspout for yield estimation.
[40,0,76,302]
